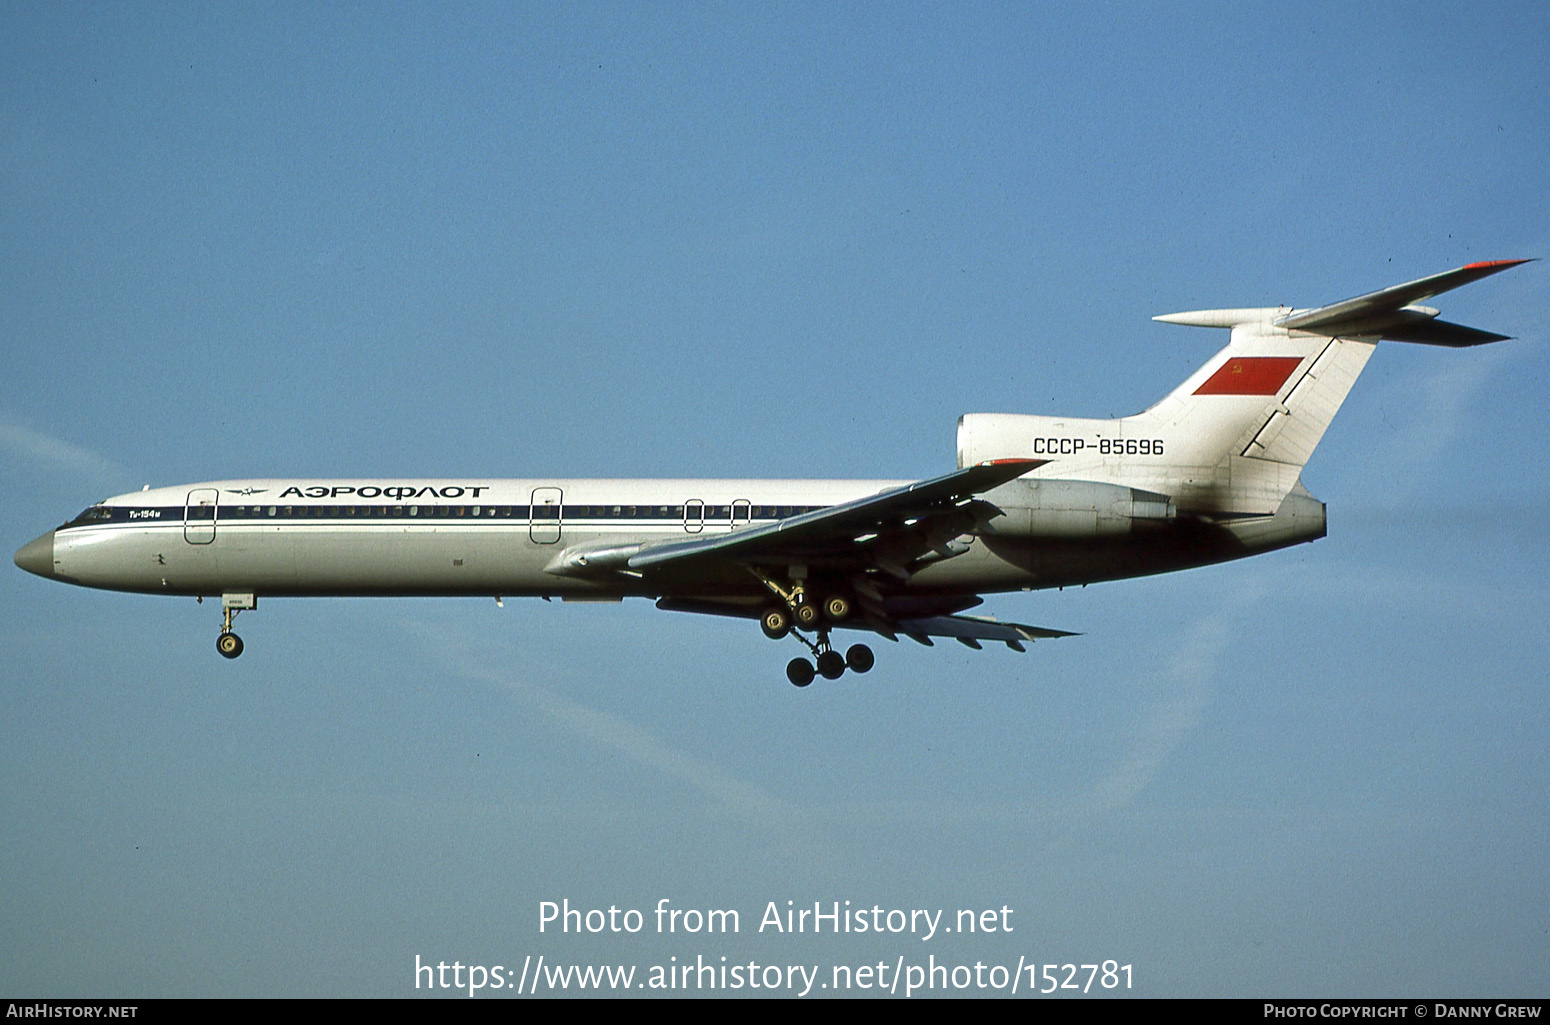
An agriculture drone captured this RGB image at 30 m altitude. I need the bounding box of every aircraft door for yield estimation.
[683,499,705,533]
[184,488,218,544]
[731,499,751,531]
[530,487,562,544]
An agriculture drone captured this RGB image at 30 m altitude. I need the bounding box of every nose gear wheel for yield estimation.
[217,632,243,659]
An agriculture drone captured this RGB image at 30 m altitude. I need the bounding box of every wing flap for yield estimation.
[893,614,1078,646]
[654,598,1076,650]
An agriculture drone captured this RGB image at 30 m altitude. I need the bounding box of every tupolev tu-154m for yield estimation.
[14,260,1528,686]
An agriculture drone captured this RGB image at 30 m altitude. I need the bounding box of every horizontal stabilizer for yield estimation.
[1360,315,1510,347]
[1275,259,1529,334]
[1154,260,1529,343]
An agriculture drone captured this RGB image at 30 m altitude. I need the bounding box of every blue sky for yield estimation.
[2,1,1546,998]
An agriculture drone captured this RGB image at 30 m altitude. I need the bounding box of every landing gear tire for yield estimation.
[845,644,874,674]
[793,602,821,629]
[786,658,815,688]
[816,650,846,680]
[824,595,852,621]
[216,632,244,659]
[760,607,791,640]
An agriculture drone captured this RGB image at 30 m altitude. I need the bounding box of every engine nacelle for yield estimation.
[959,412,1087,467]
[980,478,1175,539]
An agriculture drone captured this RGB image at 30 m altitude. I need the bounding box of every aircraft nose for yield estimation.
[14,530,56,579]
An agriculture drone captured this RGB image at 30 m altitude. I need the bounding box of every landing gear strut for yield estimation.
[215,592,255,660]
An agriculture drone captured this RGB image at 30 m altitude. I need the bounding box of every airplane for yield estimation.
[14,260,1528,686]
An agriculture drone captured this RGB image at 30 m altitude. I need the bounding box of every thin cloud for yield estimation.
[490,670,809,828]
[1087,612,1231,813]
[0,420,130,488]
[1401,345,1514,474]
[408,621,825,845]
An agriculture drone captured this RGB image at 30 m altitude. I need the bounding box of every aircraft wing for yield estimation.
[656,599,1076,651]
[625,458,1045,573]
[1273,259,1530,344]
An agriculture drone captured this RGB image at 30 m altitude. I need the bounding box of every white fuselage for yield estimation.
[46,477,912,597]
[33,474,1324,604]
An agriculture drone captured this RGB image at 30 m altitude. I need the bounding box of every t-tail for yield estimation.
[958,260,1529,521]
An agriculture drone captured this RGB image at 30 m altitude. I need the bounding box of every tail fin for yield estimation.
[958,260,1529,514]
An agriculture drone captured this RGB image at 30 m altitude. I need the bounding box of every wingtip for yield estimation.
[1462,258,1534,271]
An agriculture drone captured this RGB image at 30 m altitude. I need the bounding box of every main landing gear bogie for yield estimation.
[784,642,875,688]
[747,569,874,686]
[762,595,846,637]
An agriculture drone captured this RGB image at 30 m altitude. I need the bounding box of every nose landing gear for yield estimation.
[214,592,256,659]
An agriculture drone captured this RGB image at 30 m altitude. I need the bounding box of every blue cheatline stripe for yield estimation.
[60,503,823,531]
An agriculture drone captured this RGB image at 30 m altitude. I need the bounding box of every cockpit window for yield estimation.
[63,505,113,528]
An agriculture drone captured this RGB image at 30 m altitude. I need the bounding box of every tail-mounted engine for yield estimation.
[980,479,1174,538]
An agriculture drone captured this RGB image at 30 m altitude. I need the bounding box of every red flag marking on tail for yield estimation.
[1193,356,1304,396]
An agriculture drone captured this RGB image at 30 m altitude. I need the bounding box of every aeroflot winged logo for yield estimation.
[13,258,1530,687]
